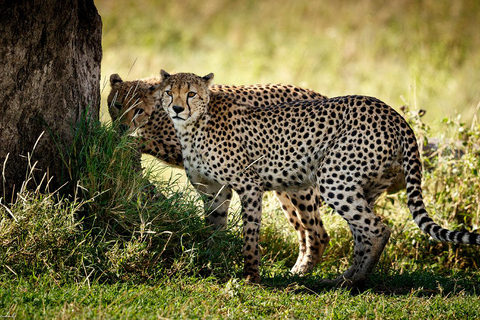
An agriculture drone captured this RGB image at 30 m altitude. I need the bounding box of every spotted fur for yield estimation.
[158,71,480,286]
[107,73,331,275]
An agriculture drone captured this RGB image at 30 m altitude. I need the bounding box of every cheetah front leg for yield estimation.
[275,189,330,276]
[235,186,264,283]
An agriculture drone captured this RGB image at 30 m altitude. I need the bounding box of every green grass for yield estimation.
[2,273,480,319]
[1,1,480,318]
[1,118,243,285]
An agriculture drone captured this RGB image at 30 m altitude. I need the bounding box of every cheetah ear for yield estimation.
[202,73,214,84]
[160,69,171,81]
[110,74,123,86]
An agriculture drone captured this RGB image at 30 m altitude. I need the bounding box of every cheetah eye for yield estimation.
[165,91,173,97]
[134,108,144,115]
[187,92,196,98]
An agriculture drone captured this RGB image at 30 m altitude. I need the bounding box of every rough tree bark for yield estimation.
[0,0,102,203]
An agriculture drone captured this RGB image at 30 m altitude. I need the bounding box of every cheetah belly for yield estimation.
[250,151,320,192]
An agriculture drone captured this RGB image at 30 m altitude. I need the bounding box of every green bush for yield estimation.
[0,116,242,284]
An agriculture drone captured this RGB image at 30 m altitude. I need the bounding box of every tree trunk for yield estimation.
[0,0,102,203]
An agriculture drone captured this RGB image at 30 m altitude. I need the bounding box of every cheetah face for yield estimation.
[158,70,214,126]
[107,74,158,133]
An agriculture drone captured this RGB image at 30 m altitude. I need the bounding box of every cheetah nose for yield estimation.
[172,105,184,114]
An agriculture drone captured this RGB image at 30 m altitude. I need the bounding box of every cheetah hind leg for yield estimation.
[334,180,397,287]
[333,214,391,287]
[319,180,391,287]
[275,189,330,276]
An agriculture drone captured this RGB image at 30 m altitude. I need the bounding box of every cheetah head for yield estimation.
[157,70,214,126]
[107,74,159,133]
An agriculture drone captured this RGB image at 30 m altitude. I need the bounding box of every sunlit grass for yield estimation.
[3,275,480,319]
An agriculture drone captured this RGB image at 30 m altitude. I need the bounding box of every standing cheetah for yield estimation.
[157,70,480,287]
[107,73,331,275]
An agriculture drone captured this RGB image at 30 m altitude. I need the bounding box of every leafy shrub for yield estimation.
[0,116,242,284]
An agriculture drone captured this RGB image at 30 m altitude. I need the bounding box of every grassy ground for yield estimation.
[1,0,480,318]
[2,273,480,319]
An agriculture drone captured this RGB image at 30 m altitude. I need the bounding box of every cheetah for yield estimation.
[108,74,160,133]
[157,70,480,287]
[107,73,331,275]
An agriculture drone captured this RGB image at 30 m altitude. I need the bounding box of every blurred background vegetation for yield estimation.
[97,0,480,130]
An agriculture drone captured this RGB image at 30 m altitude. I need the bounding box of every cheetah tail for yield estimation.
[401,126,480,245]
